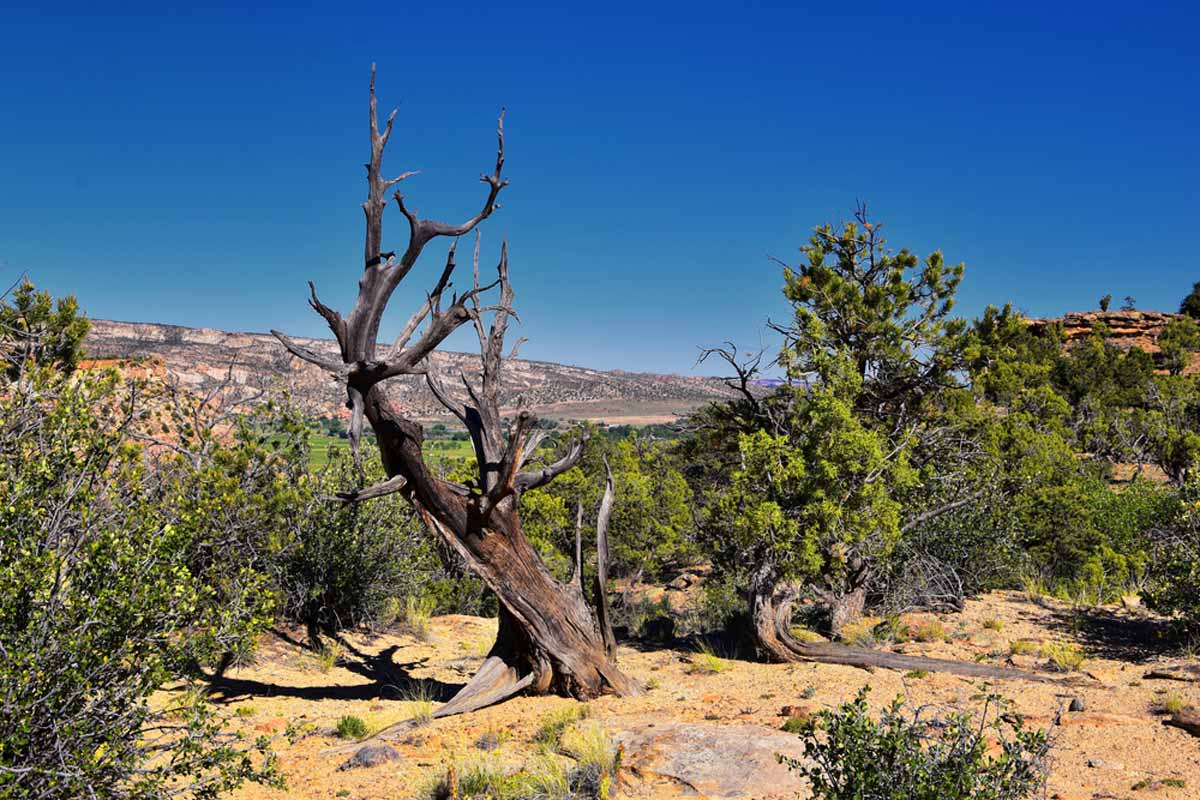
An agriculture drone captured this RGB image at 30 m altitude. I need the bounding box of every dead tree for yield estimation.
[271,69,637,714]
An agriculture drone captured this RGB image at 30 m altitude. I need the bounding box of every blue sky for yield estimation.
[1,2,1197,374]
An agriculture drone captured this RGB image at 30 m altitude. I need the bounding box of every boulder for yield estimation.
[337,743,401,771]
[614,720,811,798]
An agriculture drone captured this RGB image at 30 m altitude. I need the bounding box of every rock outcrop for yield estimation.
[1027,310,1198,374]
[614,719,811,799]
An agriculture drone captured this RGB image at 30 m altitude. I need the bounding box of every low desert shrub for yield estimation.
[402,595,438,641]
[558,721,622,796]
[780,716,809,734]
[686,642,730,675]
[779,687,1051,800]
[1041,641,1086,672]
[427,729,621,800]
[401,681,438,725]
[532,705,592,749]
[1155,691,1187,715]
[310,641,344,673]
[912,619,946,643]
[1145,481,1200,636]
[839,618,879,648]
[1009,639,1039,656]
[335,715,369,740]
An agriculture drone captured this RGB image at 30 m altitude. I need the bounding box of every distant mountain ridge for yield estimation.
[84,319,743,424]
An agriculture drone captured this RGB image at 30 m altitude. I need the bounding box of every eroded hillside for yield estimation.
[85,320,743,424]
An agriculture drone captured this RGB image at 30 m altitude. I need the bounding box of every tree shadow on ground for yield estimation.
[203,638,463,703]
[1041,601,1178,662]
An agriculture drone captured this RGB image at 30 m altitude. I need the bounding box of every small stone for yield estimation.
[475,731,501,751]
[338,744,401,771]
[1068,696,1085,712]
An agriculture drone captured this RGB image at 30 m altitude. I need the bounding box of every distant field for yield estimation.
[307,432,474,468]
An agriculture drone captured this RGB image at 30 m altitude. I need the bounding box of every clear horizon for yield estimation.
[2,1,1197,374]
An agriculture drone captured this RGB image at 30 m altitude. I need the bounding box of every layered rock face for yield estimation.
[84,319,741,423]
[1028,310,1196,373]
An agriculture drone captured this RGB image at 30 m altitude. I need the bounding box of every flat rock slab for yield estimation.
[614,720,811,799]
[337,743,401,771]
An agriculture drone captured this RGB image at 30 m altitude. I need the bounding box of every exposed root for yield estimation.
[784,639,1074,683]
[756,585,1083,684]
[430,655,535,721]
[323,655,534,754]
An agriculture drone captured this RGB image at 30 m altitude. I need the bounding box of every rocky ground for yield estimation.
[209,592,1200,800]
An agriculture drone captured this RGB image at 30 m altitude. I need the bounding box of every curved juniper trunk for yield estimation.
[826,586,866,638]
[363,351,635,709]
[271,70,636,719]
[748,564,1065,683]
[749,563,800,663]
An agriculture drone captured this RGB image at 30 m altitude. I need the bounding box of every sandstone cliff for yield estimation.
[84,319,742,424]
[1027,309,1196,373]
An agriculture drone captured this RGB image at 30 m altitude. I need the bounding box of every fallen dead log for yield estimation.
[1163,708,1200,737]
[1145,664,1200,683]
[786,641,1082,684]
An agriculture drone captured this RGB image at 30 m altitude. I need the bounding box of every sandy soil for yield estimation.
[210,592,1200,800]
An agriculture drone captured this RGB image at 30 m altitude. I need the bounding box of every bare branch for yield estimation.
[401,108,508,241]
[424,363,469,428]
[594,457,617,658]
[514,432,587,494]
[270,330,349,375]
[698,341,765,411]
[334,474,407,504]
[387,240,460,360]
[488,410,536,506]
[571,501,585,593]
[306,281,348,353]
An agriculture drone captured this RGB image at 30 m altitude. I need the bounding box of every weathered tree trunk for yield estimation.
[825,585,866,638]
[361,338,635,714]
[748,569,1063,683]
[272,70,635,723]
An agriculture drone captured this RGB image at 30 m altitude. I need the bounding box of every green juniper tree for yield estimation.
[698,205,971,651]
[0,276,90,379]
[1181,281,1200,320]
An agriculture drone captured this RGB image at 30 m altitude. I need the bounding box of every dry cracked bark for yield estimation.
[272,68,636,720]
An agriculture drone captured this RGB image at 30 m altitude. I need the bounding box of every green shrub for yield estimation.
[780,716,810,734]
[1040,641,1086,672]
[275,448,441,641]
[1009,639,1039,656]
[335,715,369,739]
[1156,691,1187,715]
[532,705,592,749]
[779,687,1050,800]
[1145,480,1200,636]
[0,307,283,799]
[686,642,730,675]
[912,619,946,643]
